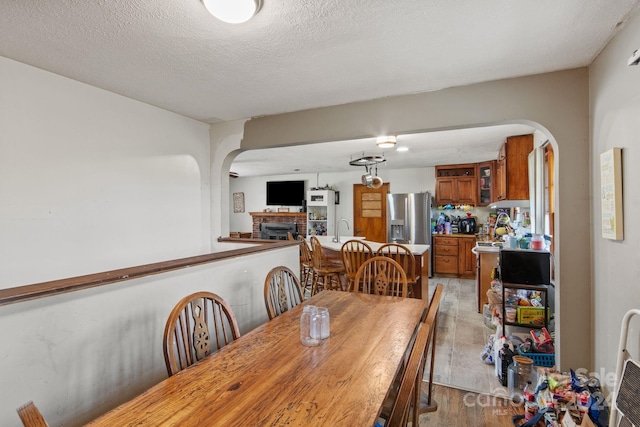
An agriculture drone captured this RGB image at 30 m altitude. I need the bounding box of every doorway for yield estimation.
[352,183,390,243]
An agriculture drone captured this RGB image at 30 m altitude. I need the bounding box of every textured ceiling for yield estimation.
[1,0,637,122]
[1,0,638,174]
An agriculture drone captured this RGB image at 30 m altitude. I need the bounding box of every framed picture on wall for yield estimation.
[600,147,623,240]
[233,192,245,213]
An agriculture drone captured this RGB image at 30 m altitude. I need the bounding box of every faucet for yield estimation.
[333,218,350,243]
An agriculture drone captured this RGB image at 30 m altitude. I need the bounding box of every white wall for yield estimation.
[210,120,246,240]
[590,8,640,393]
[0,57,302,426]
[0,243,298,427]
[0,57,211,288]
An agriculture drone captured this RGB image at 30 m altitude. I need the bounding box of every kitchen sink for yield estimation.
[476,241,503,248]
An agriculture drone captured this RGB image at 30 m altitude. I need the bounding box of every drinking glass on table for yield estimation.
[318,307,330,339]
[300,305,320,346]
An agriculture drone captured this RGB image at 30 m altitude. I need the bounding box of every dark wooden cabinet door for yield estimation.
[504,134,533,200]
[477,161,494,206]
[455,177,476,204]
[458,237,476,277]
[435,178,455,205]
[495,156,506,200]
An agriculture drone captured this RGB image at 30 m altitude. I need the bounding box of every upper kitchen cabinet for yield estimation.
[495,134,533,201]
[435,164,477,206]
[477,160,495,206]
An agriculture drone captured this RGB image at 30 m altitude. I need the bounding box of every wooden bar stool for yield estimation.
[310,236,345,295]
[297,235,314,297]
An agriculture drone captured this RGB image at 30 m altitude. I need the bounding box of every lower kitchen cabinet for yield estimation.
[476,250,500,312]
[433,235,476,278]
[458,237,476,276]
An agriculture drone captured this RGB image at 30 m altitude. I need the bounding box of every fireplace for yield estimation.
[249,212,307,239]
[260,222,298,240]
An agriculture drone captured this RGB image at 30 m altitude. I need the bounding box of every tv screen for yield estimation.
[266,180,305,206]
[499,249,551,285]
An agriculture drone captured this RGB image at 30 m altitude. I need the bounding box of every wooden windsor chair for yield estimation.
[297,235,314,296]
[353,256,408,298]
[310,236,345,295]
[377,243,418,297]
[163,291,241,377]
[263,265,305,320]
[340,239,373,292]
[418,283,444,414]
[386,320,433,427]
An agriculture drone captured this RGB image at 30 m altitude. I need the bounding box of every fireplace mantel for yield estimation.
[249,212,307,238]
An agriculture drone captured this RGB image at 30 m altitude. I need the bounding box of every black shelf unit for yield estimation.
[499,249,552,333]
[502,282,550,330]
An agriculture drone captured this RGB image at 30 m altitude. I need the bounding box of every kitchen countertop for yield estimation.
[432,233,477,238]
[472,244,502,254]
[308,235,430,255]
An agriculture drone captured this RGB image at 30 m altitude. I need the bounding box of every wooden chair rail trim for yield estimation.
[0,239,297,307]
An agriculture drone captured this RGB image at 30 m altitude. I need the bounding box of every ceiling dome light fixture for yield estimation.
[202,0,261,24]
[376,135,397,149]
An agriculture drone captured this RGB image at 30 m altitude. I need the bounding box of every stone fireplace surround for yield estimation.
[250,212,307,239]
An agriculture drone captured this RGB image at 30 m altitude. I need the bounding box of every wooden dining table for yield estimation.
[86,290,428,427]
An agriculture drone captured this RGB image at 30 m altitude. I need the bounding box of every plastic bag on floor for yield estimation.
[480,334,495,364]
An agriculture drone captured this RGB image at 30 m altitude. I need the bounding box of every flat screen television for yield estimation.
[266,180,305,206]
[499,249,551,285]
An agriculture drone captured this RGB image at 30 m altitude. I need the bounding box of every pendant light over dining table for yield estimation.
[203,0,261,24]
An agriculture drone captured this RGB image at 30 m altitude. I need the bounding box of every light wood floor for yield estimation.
[417,384,523,427]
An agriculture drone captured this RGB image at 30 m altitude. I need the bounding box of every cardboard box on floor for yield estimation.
[561,412,596,427]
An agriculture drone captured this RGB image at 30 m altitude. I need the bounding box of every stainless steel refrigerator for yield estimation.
[387,192,433,277]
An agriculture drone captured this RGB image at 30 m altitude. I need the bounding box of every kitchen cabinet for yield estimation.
[435,164,477,205]
[307,190,335,237]
[476,250,500,312]
[433,235,475,278]
[433,236,459,275]
[458,236,476,277]
[477,160,495,206]
[495,134,533,201]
